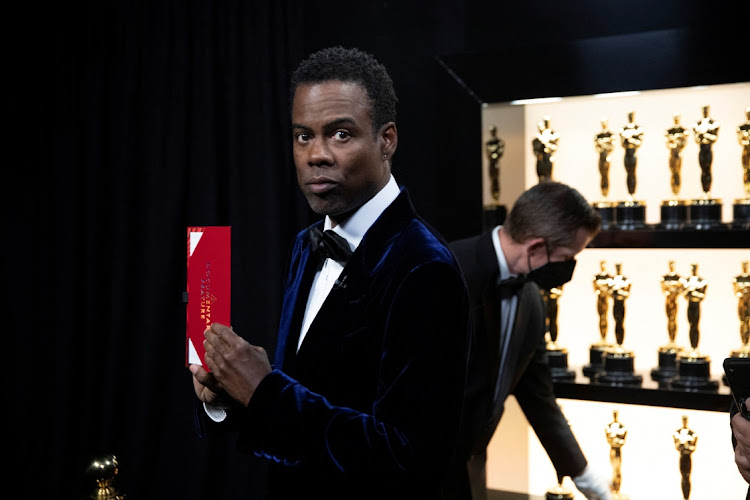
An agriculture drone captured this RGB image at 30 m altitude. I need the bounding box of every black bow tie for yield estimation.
[308,227,353,262]
[497,274,528,296]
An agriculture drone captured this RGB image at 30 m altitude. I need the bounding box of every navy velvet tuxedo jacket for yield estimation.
[449,230,587,481]
[231,189,471,498]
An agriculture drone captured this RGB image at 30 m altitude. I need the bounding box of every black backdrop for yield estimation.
[8,1,748,499]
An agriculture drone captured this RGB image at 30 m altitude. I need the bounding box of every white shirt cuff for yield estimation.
[203,402,228,422]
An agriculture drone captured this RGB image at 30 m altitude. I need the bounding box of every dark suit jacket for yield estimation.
[449,230,587,493]
[228,189,471,498]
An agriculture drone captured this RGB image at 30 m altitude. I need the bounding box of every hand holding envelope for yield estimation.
[189,323,272,407]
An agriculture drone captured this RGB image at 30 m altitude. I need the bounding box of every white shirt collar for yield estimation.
[491,225,514,281]
[323,174,399,252]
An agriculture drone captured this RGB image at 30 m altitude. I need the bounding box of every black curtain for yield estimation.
[10,1,310,498]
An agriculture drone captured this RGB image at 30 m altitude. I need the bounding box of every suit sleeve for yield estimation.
[514,339,588,478]
[235,261,470,484]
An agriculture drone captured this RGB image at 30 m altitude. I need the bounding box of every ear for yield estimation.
[380,122,398,158]
[525,237,546,256]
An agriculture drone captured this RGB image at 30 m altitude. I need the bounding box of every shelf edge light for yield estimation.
[509,97,563,105]
[593,90,642,99]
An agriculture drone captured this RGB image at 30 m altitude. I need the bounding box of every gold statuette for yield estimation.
[609,263,631,350]
[619,111,644,201]
[692,105,721,197]
[652,261,686,384]
[595,118,616,200]
[683,263,708,358]
[731,261,750,357]
[594,261,614,347]
[486,124,505,204]
[671,263,719,390]
[673,415,698,500]
[734,107,750,228]
[605,410,628,499]
[541,285,576,381]
[599,263,642,385]
[666,113,689,199]
[738,107,750,198]
[532,115,559,183]
[662,260,685,352]
[86,454,126,500]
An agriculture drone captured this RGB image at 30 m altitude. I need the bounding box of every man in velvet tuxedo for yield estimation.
[449,181,612,500]
[189,47,471,498]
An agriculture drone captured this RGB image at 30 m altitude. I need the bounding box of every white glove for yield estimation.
[572,464,612,500]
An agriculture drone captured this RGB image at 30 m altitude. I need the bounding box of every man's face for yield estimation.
[292,81,395,225]
[528,227,596,270]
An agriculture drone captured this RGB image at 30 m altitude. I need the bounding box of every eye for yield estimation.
[333,130,351,140]
[295,132,311,143]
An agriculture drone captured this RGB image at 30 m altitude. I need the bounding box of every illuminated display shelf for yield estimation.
[588,227,750,249]
[553,372,732,412]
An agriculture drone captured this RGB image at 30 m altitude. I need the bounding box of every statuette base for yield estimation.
[547,348,576,382]
[615,200,646,230]
[732,198,750,229]
[583,344,610,379]
[593,201,617,230]
[687,197,724,230]
[651,348,681,386]
[671,354,719,391]
[659,199,688,230]
[598,350,643,386]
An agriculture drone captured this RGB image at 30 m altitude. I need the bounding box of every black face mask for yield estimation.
[528,259,577,290]
[526,240,577,290]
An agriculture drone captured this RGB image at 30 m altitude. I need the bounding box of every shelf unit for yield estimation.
[589,227,750,249]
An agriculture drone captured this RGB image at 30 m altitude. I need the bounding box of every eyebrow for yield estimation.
[291,117,358,133]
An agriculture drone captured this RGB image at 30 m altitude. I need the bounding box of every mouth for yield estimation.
[306,177,337,195]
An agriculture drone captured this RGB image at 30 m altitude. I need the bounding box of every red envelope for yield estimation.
[186,226,231,371]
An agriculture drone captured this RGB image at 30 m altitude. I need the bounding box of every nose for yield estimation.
[308,138,334,167]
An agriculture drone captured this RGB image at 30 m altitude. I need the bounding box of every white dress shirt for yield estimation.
[298,175,400,351]
[491,225,520,372]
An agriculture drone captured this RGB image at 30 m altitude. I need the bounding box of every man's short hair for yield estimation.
[504,181,601,249]
[289,46,398,135]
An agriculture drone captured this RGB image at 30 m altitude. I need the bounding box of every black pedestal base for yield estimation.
[651,349,680,386]
[616,201,646,230]
[687,198,723,229]
[547,349,576,382]
[733,199,750,229]
[483,205,507,231]
[659,201,688,230]
[582,344,609,379]
[593,202,616,230]
[670,356,719,391]
[545,487,574,500]
[598,351,643,386]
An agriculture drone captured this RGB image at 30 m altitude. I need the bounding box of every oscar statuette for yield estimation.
[483,125,508,230]
[673,415,698,500]
[671,263,720,391]
[584,261,615,380]
[85,454,126,499]
[532,115,559,183]
[593,118,617,229]
[725,261,750,388]
[541,286,575,381]
[733,106,750,228]
[651,260,686,385]
[616,111,647,229]
[661,113,690,229]
[688,105,724,229]
[605,410,629,500]
[598,263,643,386]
